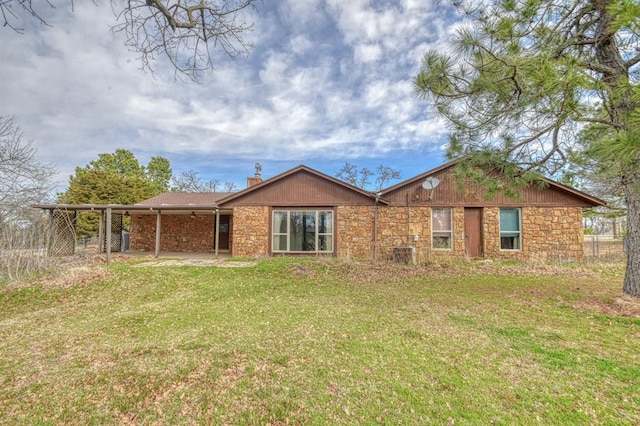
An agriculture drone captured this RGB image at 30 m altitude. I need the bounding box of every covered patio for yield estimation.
[32,203,233,264]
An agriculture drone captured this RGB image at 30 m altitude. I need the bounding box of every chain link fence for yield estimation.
[583,235,625,262]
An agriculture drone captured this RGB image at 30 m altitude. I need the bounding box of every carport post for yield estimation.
[105,207,112,264]
[98,210,105,254]
[155,210,162,258]
[215,208,220,259]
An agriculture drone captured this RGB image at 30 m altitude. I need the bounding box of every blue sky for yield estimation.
[0,1,461,193]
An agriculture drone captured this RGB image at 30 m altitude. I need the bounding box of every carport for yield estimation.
[32,203,232,264]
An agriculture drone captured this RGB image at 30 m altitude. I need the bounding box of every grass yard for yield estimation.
[0,257,638,425]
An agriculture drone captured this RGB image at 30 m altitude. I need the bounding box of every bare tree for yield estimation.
[373,165,401,192]
[0,116,57,281]
[1,0,258,81]
[222,181,238,192]
[336,162,401,191]
[171,169,219,192]
[0,116,56,225]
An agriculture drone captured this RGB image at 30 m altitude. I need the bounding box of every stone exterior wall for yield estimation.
[129,214,215,252]
[129,205,585,262]
[373,206,584,263]
[231,206,269,257]
[336,206,375,259]
[480,207,584,262]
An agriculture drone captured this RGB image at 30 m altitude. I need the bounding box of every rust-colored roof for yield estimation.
[137,192,233,206]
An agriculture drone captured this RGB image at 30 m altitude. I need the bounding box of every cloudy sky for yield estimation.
[1,1,460,193]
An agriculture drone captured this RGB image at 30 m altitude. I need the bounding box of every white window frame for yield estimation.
[499,208,522,251]
[272,210,334,253]
[431,207,453,250]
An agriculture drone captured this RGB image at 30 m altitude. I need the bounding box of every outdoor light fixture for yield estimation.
[124,211,130,217]
[190,211,196,218]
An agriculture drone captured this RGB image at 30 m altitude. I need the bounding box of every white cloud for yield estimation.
[0,0,460,190]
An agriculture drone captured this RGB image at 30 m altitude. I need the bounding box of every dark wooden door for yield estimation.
[464,208,483,258]
[218,215,230,250]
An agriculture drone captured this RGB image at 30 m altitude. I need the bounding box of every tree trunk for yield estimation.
[622,171,640,298]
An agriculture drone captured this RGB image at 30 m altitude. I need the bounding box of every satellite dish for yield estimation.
[422,176,440,190]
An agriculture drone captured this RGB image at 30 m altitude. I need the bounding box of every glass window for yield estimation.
[500,208,521,250]
[272,210,334,253]
[432,207,453,250]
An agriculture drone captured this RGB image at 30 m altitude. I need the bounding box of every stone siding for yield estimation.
[130,205,585,262]
[130,214,215,252]
[373,206,584,263]
[231,206,269,257]
[336,206,375,259]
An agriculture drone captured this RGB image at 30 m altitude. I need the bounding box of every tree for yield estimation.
[415,0,640,297]
[1,0,258,81]
[0,116,56,227]
[58,149,172,236]
[336,162,401,192]
[0,116,56,281]
[147,156,173,194]
[170,169,238,193]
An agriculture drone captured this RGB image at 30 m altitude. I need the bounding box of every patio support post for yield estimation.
[98,210,104,254]
[215,208,220,259]
[105,207,112,264]
[155,210,162,258]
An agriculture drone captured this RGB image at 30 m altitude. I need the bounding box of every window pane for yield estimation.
[433,208,451,231]
[433,236,451,249]
[500,209,520,232]
[290,211,316,251]
[273,210,333,253]
[501,236,520,250]
[273,235,287,251]
[319,235,333,251]
[318,211,333,233]
[273,211,287,233]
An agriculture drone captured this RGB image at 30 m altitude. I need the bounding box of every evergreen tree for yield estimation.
[59,149,172,236]
[415,0,640,297]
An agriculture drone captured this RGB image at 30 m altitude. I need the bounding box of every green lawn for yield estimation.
[0,258,638,425]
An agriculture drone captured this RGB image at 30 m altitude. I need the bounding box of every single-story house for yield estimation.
[36,160,605,263]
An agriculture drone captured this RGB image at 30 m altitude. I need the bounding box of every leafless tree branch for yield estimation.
[1,0,258,81]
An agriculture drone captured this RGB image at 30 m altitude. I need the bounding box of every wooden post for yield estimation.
[155,210,161,258]
[98,210,104,254]
[105,207,112,264]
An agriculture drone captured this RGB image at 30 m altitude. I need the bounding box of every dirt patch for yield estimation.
[570,296,640,319]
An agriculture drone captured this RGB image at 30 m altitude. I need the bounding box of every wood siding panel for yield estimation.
[223,170,375,207]
[384,167,593,207]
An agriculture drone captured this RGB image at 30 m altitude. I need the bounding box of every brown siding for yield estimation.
[384,166,596,207]
[221,170,375,207]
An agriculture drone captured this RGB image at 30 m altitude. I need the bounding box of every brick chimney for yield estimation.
[247,162,263,187]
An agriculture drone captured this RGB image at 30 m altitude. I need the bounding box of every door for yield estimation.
[218,215,230,250]
[464,208,483,258]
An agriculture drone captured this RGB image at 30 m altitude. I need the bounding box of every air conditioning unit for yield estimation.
[393,246,416,265]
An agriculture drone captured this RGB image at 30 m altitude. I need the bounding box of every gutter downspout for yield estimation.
[374,193,380,260]
[215,208,220,259]
[154,210,161,259]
